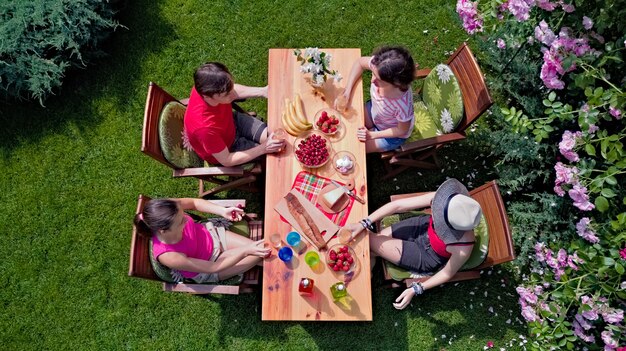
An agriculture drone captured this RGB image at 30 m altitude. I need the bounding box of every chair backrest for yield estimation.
[142,82,178,169]
[468,181,515,269]
[445,43,493,133]
[128,194,160,281]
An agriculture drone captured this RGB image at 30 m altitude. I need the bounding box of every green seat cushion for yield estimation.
[421,64,464,135]
[381,212,489,280]
[406,100,439,143]
[148,220,250,284]
[159,101,204,169]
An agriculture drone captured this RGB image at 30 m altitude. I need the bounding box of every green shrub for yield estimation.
[0,0,120,105]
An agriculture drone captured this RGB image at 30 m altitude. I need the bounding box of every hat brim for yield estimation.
[432,178,470,244]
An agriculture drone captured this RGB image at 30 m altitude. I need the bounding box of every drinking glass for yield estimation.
[273,128,286,153]
[335,94,348,112]
[270,233,282,248]
[278,247,294,262]
[286,231,301,247]
[304,251,320,267]
[337,228,353,245]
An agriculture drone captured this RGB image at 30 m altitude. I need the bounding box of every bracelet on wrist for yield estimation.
[411,282,424,296]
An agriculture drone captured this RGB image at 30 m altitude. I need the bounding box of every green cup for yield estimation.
[304,251,320,267]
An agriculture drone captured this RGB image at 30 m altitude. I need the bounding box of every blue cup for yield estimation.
[278,247,294,262]
[286,231,301,247]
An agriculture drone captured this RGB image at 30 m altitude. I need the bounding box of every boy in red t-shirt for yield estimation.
[184,62,284,166]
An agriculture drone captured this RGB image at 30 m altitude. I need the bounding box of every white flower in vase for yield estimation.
[294,47,340,86]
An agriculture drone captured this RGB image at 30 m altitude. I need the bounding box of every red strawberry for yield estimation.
[342,265,350,271]
[333,265,340,271]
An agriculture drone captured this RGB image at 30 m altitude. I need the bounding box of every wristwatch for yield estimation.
[360,218,376,233]
[411,282,425,296]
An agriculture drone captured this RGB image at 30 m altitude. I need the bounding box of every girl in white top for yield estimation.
[339,46,416,152]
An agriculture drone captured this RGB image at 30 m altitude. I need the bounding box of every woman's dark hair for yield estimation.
[370,46,416,92]
[133,199,179,237]
[194,62,234,98]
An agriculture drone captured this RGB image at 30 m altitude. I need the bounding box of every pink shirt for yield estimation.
[152,215,214,278]
[368,58,414,138]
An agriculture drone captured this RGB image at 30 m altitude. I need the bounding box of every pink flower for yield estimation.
[557,248,568,266]
[521,305,539,322]
[588,124,599,134]
[582,16,593,30]
[486,340,494,348]
[536,0,557,10]
[554,184,566,196]
[507,0,533,21]
[602,330,618,350]
[554,162,578,185]
[575,313,592,330]
[569,184,595,211]
[576,217,599,243]
[535,242,547,262]
[590,31,605,44]
[560,2,575,12]
[535,20,557,46]
[620,247,626,260]
[602,309,624,324]
[567,252,584,270]
[516,286,538,304]
[609,106,622,119]
[496,38,506,49]
[559,130,582,162]
[540,49,565,89]
[457,0,484,34]
[573,319,595,342]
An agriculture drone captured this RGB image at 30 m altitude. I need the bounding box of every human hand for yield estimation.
[265,132,285,154]
[246,240,271,257]
[356,127,370,142]
[223,206,244,221]
[392,288,415,310]
[261,85,269,99]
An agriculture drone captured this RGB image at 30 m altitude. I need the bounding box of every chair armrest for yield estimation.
[415,68,431,79]
[388,132,466,159]
[173,167,245,178]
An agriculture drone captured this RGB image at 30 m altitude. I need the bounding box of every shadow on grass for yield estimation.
[0,0,175,159]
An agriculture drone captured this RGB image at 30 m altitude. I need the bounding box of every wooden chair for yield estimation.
[380,43,494,179]
[128,194,263,294]
[142,82,262,198]
[380,180,515,288]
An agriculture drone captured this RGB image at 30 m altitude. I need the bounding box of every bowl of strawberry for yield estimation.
[294,131,331,168]
[326,244,358,274]
[314,109,341,136]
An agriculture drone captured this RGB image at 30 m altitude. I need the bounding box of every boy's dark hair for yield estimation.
[133,199,179,237]
[370,46,416,92]
[194,62,234,98]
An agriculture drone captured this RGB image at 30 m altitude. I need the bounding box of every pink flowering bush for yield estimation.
[458,0,626,349]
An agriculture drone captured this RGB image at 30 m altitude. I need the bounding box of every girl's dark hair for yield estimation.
[370,46,416,92]
[194,62,234,98]
[133,199,179,237]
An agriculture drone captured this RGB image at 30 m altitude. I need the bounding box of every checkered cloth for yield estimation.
[286,171,355,226]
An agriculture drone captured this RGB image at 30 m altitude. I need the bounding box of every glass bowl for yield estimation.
[332,150,356,175]
[325,244,359,276]
[314,108,342,136]
[294,130,332,169]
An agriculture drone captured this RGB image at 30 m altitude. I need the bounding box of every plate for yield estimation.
[314,108,342,136]
[294,130,332,169]
[325,244,359,276]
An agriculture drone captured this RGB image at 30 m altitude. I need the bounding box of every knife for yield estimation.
[330,179,366,204]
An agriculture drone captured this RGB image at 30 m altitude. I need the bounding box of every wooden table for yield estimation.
[262,48,371,321]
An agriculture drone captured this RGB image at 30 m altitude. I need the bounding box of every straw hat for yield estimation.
[431,178,482,244]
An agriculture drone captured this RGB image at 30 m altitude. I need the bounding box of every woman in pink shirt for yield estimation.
[134,198,269,283]
[340,46,416,153]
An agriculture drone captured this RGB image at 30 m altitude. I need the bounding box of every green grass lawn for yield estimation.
[0,0,526,349]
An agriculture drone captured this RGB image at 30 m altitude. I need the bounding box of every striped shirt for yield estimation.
[369,84,414,138]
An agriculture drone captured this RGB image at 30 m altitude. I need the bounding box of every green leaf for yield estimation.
[595,196,609,212]
[543,99,553,107]
[548,91,556,101]
[615,262,625,274]
[603,257,616,266]
[585,143,596,156]
[601,188,616,198]
[606,176,617,185]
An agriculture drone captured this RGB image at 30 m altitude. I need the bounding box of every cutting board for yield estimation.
[274,189,339,248]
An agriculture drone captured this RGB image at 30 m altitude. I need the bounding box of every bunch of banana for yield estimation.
[281,94,312,136]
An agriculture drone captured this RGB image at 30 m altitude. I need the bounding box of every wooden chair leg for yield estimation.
[199,175,258,198]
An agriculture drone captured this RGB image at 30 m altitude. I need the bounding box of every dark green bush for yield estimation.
[0,0,120,105]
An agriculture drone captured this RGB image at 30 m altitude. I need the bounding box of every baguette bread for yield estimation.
[285,192,327,249]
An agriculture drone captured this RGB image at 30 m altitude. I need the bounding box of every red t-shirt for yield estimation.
[183,87,235,164]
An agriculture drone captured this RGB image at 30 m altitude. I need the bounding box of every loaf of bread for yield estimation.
[285,192,327,249]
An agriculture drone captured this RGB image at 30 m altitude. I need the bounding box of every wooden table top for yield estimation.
[262,48,371,321]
